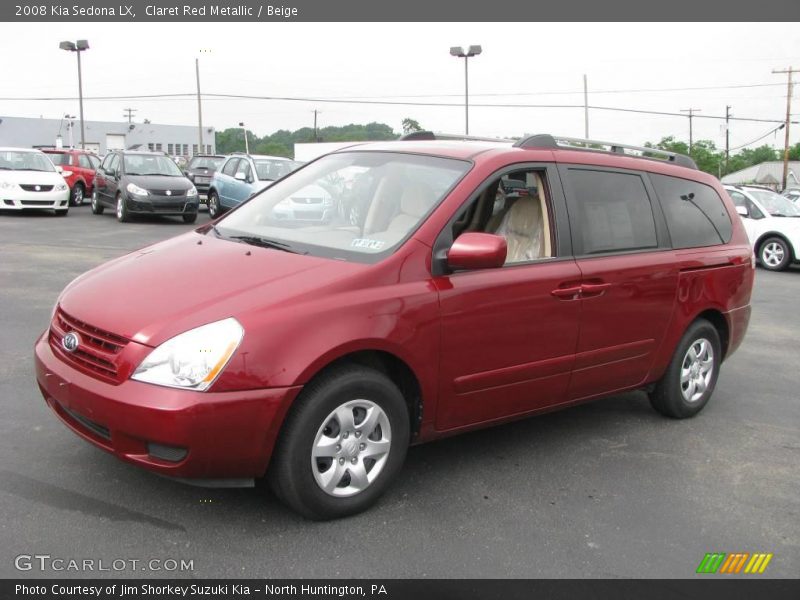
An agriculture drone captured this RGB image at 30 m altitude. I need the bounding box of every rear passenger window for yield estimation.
[566,169,657,254]
[651,175,732,248]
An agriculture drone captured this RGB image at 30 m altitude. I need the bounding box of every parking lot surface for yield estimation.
[1,208,798,578]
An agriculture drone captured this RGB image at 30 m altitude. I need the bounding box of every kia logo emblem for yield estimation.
[166,190,172,196]
[35,185,41,191]
[62,332,81,353]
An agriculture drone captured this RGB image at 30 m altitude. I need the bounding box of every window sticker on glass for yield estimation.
[351,238,386,251]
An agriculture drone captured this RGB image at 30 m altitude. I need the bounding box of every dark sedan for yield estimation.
[184,154,225,200]
[91,151,200,223]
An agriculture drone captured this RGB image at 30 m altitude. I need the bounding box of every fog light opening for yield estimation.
[147,442,188,463]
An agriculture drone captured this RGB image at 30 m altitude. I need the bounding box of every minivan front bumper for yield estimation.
[34,331,300,483]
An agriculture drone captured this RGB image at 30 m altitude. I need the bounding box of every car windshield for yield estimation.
[215,151,471,263]
[189,156,224,170]
[0,151,56,172]
[748,190,800,217]
[253,159,301,181]
[45,153,71,166]
[123,154,184,176]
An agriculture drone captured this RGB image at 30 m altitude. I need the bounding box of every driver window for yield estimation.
[452,169,553,264]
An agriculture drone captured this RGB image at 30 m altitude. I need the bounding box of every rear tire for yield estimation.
[208,191,221,219]
[116,193,129,223]
[268,365,409,520]
[91,191,104,215]
[69,183,85,207]
[758,237,791,271]
[649,319,721,419]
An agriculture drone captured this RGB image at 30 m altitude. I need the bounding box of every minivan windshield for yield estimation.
[215,151,470,262]
[0,151,56,172]
[253,159,301,181]
[748,190,800,217]
[123,154,184,177]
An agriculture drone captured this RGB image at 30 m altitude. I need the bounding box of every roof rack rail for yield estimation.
[513,134,698,170]
[399,131,515,143]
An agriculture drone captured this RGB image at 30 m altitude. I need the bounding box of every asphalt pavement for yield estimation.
[1,207,798,579]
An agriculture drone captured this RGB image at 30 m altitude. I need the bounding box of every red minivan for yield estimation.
[35,134,753,519]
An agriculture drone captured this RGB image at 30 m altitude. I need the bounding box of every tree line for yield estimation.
[214,120,799,178]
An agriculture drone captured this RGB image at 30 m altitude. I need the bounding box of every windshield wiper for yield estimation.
[228,235,307,254]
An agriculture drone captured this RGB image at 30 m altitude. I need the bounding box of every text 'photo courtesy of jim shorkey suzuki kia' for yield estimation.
[34,133,754,519]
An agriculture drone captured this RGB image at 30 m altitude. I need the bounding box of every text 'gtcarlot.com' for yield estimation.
[14,554,194,572]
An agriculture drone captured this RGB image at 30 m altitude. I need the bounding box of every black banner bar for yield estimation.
[2,0,800,22]
[5,579,800,600]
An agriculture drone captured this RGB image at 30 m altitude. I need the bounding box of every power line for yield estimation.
[728,123,785,151]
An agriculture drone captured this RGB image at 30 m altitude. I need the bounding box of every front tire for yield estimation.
[70,183,85,206]
[182,213,198,224]
[91,191,104,214]
[116,193,129,223]
[208,191,221,219]
[758,237,791,271]
[269,365,409,520]
[649,319,722,419]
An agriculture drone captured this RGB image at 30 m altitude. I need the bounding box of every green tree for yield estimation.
[402,118,423,134]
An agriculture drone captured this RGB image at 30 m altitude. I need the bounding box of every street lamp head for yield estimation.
[239,122,245,127]
[59,41,76,52]
[76,40,89,51]
[450,46,465,57]
[467,45,482,57]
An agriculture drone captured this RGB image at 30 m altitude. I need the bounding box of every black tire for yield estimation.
[91,191,104,215]
[649,319,722,419]
[54,208,69,217]
[208,191,221,219]
[69,183,85,206]
[268,365,409,520]
[116,193,129,223]
[758,237,791,271]
[182,212,198,224]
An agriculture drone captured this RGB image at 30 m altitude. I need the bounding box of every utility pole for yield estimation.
[313,110,320,142]
[681,108,701,153]
[725,105,732,175]
[773,67,796,191]
[196,58,204,156]
[583,74,589,139]
[123,108,137,124]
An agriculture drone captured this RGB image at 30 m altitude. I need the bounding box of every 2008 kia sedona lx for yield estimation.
[35,133,754,519]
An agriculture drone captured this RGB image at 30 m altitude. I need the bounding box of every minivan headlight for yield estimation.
[186,186,198,197]
[127,182,149,196]
[132,318,244,391]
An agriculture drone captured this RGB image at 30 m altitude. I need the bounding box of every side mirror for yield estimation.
[55,165,63,174]
[234,172,247,182]
[735,205,749,218]
[447,232,507,270]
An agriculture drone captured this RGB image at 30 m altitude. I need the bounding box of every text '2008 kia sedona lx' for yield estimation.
[35,133,754,519]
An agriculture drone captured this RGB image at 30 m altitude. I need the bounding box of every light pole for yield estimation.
[239,122,249,154]
[196,49,211,156]
[65,114,76,148]
[59,40,89,150]
[450,45,482,135]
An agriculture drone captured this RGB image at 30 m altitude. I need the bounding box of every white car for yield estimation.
[782,188,800,204]
[725,184,800,271]
[0,147,71,215]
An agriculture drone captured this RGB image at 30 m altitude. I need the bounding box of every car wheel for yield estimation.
[649,319,721,419]
[70,183,85,207]
[91,191,104,215]
[208,191,221,219]
[182,213,198,224]
[116,193,129,223]
[758,237,791,271]
[54,208,69,217]
[268,365,409,520]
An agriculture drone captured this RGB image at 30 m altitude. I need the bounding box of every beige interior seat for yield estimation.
[383,182,438,235]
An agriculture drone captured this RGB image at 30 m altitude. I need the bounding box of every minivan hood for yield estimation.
[58,232,363,347]
[1,170,65,185]
[126,174,193,191]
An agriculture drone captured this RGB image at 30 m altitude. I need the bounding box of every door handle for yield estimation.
[581,282,611,297]
[551,285,582,300]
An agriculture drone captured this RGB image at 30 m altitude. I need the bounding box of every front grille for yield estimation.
[295,210,324,220]
[292,197,323,205]
[21,200,55,206]
[150,189,186,197]
[20,184,54,192]
[152,202,188,212]
[49,308,129,382]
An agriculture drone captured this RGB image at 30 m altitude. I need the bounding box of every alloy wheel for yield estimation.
[761,242,785,268]
[680,338,715,403]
